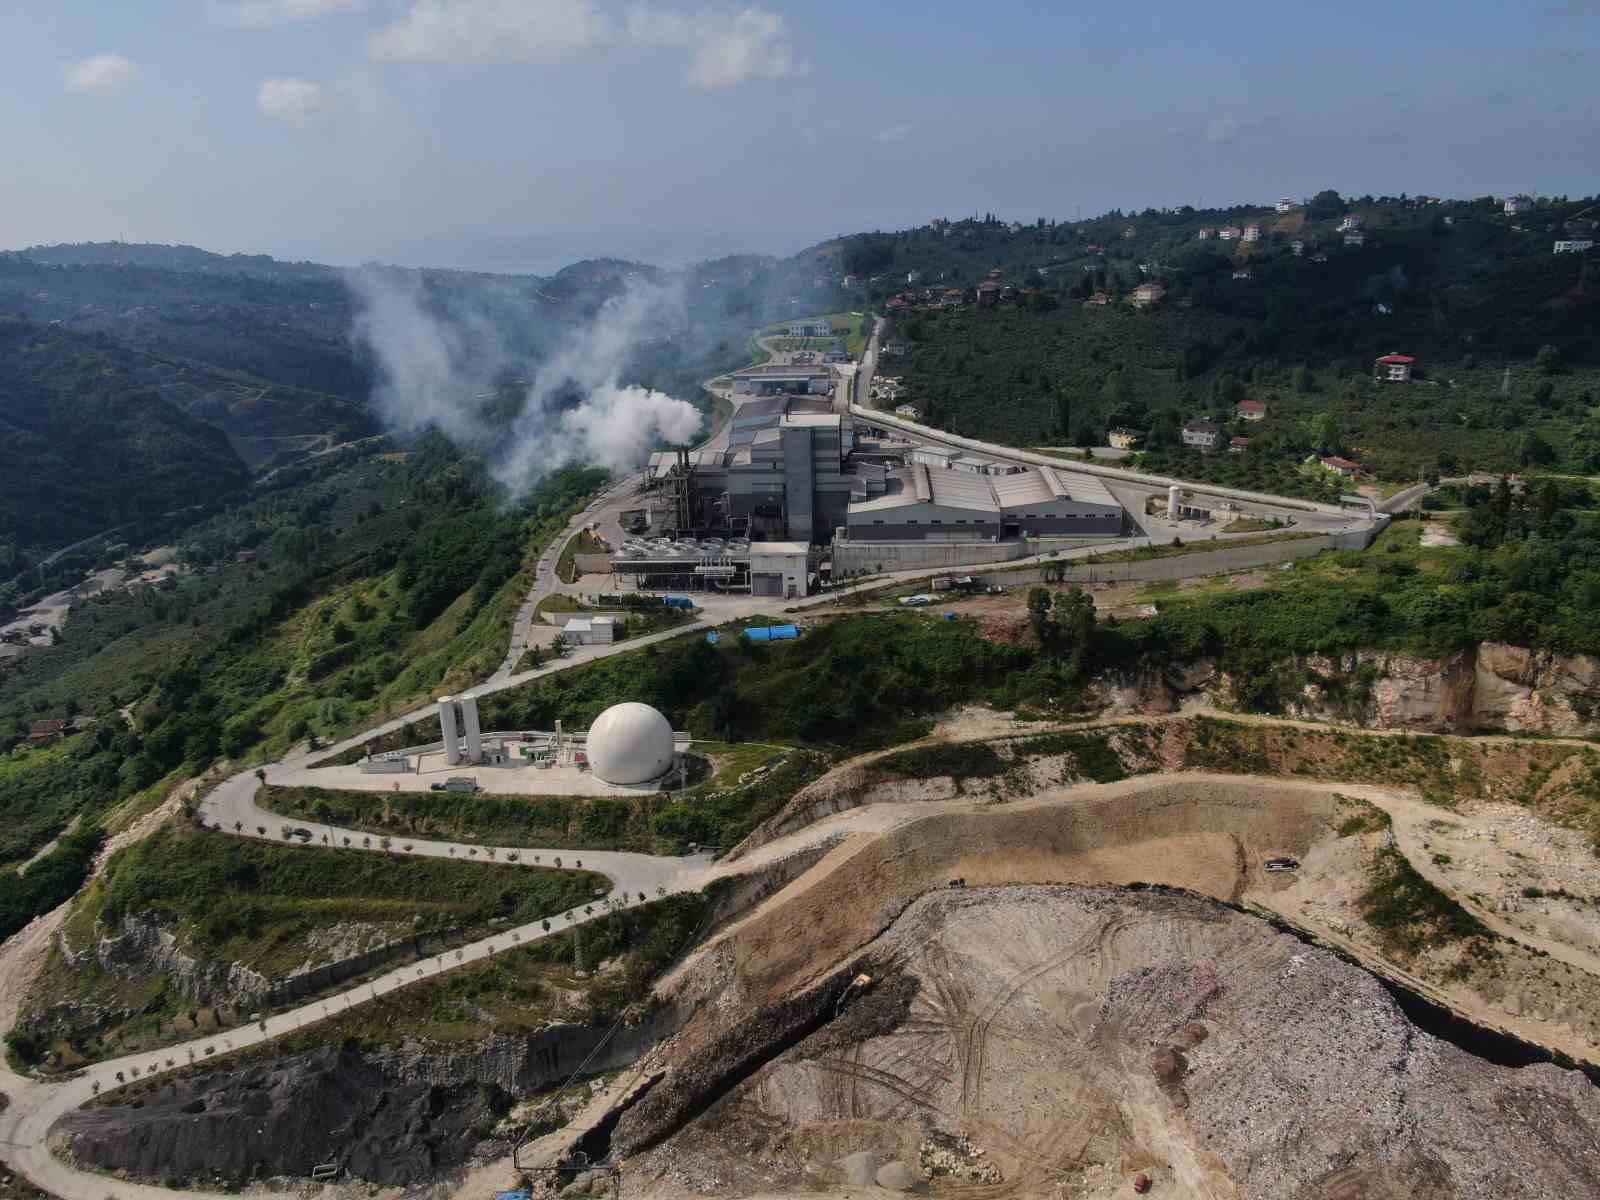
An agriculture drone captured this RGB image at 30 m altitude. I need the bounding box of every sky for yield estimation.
[1,1,1596,272]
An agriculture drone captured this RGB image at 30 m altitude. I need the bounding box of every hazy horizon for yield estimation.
[3,2,1594,270]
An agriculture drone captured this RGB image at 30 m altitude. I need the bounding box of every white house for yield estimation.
[1218,227,1242,241]
[1242,224,1261,243]
[1275,197,1296,213]
[1197,228,1214,240]
[1131,281,1167,307]
[1344,231,1366,247]
[1555,239,1595,254]
[1504,195,1534,215]
[1338,214,1364,232]
[1182,419,1221,450]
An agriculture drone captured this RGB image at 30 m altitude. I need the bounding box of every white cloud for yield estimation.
[64,54,140,97]
[258,77,334,125]
[369,0,614,64]
[219,0,365,27]
[368,0,801,87]
[628,6,802,88]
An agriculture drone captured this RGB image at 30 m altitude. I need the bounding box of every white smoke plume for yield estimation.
[347,266,702,493]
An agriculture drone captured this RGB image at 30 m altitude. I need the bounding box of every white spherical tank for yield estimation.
[585,702,675,786]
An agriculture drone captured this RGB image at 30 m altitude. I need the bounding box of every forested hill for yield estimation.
[822,192,1600,479]
[0,318,248,549]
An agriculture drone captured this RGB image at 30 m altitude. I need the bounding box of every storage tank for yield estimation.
[584,702,676,786]
[1168,485,1182,518]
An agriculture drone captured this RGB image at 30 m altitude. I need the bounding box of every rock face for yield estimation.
[1095,643,1600,735]
[57,1047,510,1186]
[626,886,1600,1200]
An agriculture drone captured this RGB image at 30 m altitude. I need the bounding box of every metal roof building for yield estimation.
[846,463,1123,541]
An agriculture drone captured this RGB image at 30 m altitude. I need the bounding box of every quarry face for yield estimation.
[625,885,1600,1200]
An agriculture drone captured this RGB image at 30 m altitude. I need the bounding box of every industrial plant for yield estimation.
[628,392,1133,593]
[356,699,685,789]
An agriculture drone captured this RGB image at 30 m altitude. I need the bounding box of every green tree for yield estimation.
[1534,344,1563,376]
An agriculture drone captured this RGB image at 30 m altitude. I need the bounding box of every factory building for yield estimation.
[730,364,834,396]
[846,463,1122,541]
[645,395,855,543]
[748,542,810,598]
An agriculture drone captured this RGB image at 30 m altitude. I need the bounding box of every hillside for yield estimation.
[833,194,1600,477]
[0,318,249,550]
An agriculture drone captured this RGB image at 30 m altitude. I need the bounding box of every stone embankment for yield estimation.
[1095,642,1600,735]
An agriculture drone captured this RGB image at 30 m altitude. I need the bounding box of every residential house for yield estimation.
[1108,428,1142,450]
[1338,214,1363,232]
[1320,455,1362,477]
[1197,228,1214,240]
[1087,291,1110,306]
[1218,227,1242,241]
[1291,239,1306,256]
[885,295,911,313]
[894,403,922,419]
[1122,226,1137,239]
[1275,197,1296,213]
[1230,436,1252,453]
[1182,419,1221,450]
[1311,253,1330,263]
[881,339,913,357]
[1236,400,1267,421]
[1242,224,1261,243]
[906,270,922,285]
[940,287,964,307]
[1554,239,1595,254]
[28,718,69,748]
[1131,281,1167,307]
[1374,352,1415,382]
[976,280,1000,307]
[1344,231,1366,247]
[1232,269,1252,280]
[1503,195,1534,215]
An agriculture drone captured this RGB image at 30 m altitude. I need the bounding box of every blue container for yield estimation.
[705,631,720,645]
[944,612,958,621]
[663,595,695,609]
[741,623,799,642]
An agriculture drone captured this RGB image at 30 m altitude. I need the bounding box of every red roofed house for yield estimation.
[1230,436,1251,452]
[1237,400,1267,421]
[1375,352,1415,382]
[886,295,911,312]
[1087,291,1110,306]
[1321,455,1362,477]
[1131,281,1167,308]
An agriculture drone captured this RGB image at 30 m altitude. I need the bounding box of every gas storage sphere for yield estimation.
[585,702,675,785]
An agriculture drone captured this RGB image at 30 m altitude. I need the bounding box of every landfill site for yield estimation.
[502,771,1600,1200]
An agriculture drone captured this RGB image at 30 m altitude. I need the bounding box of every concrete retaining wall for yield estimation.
[985,528,1381,588]
[832,535,1111,575]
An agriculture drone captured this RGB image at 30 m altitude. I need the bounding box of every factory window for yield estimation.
[907,519,919,524]
[956,519,967,524]
[872,520,884,525]
[931,520,943,525]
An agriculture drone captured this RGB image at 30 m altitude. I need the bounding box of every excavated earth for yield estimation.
[620,885,1600,1200]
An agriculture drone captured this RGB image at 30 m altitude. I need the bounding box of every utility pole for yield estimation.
[1501,365,1511,396]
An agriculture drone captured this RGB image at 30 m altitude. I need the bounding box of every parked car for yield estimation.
[430,782,448,791]
[1264,856,1300,872]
